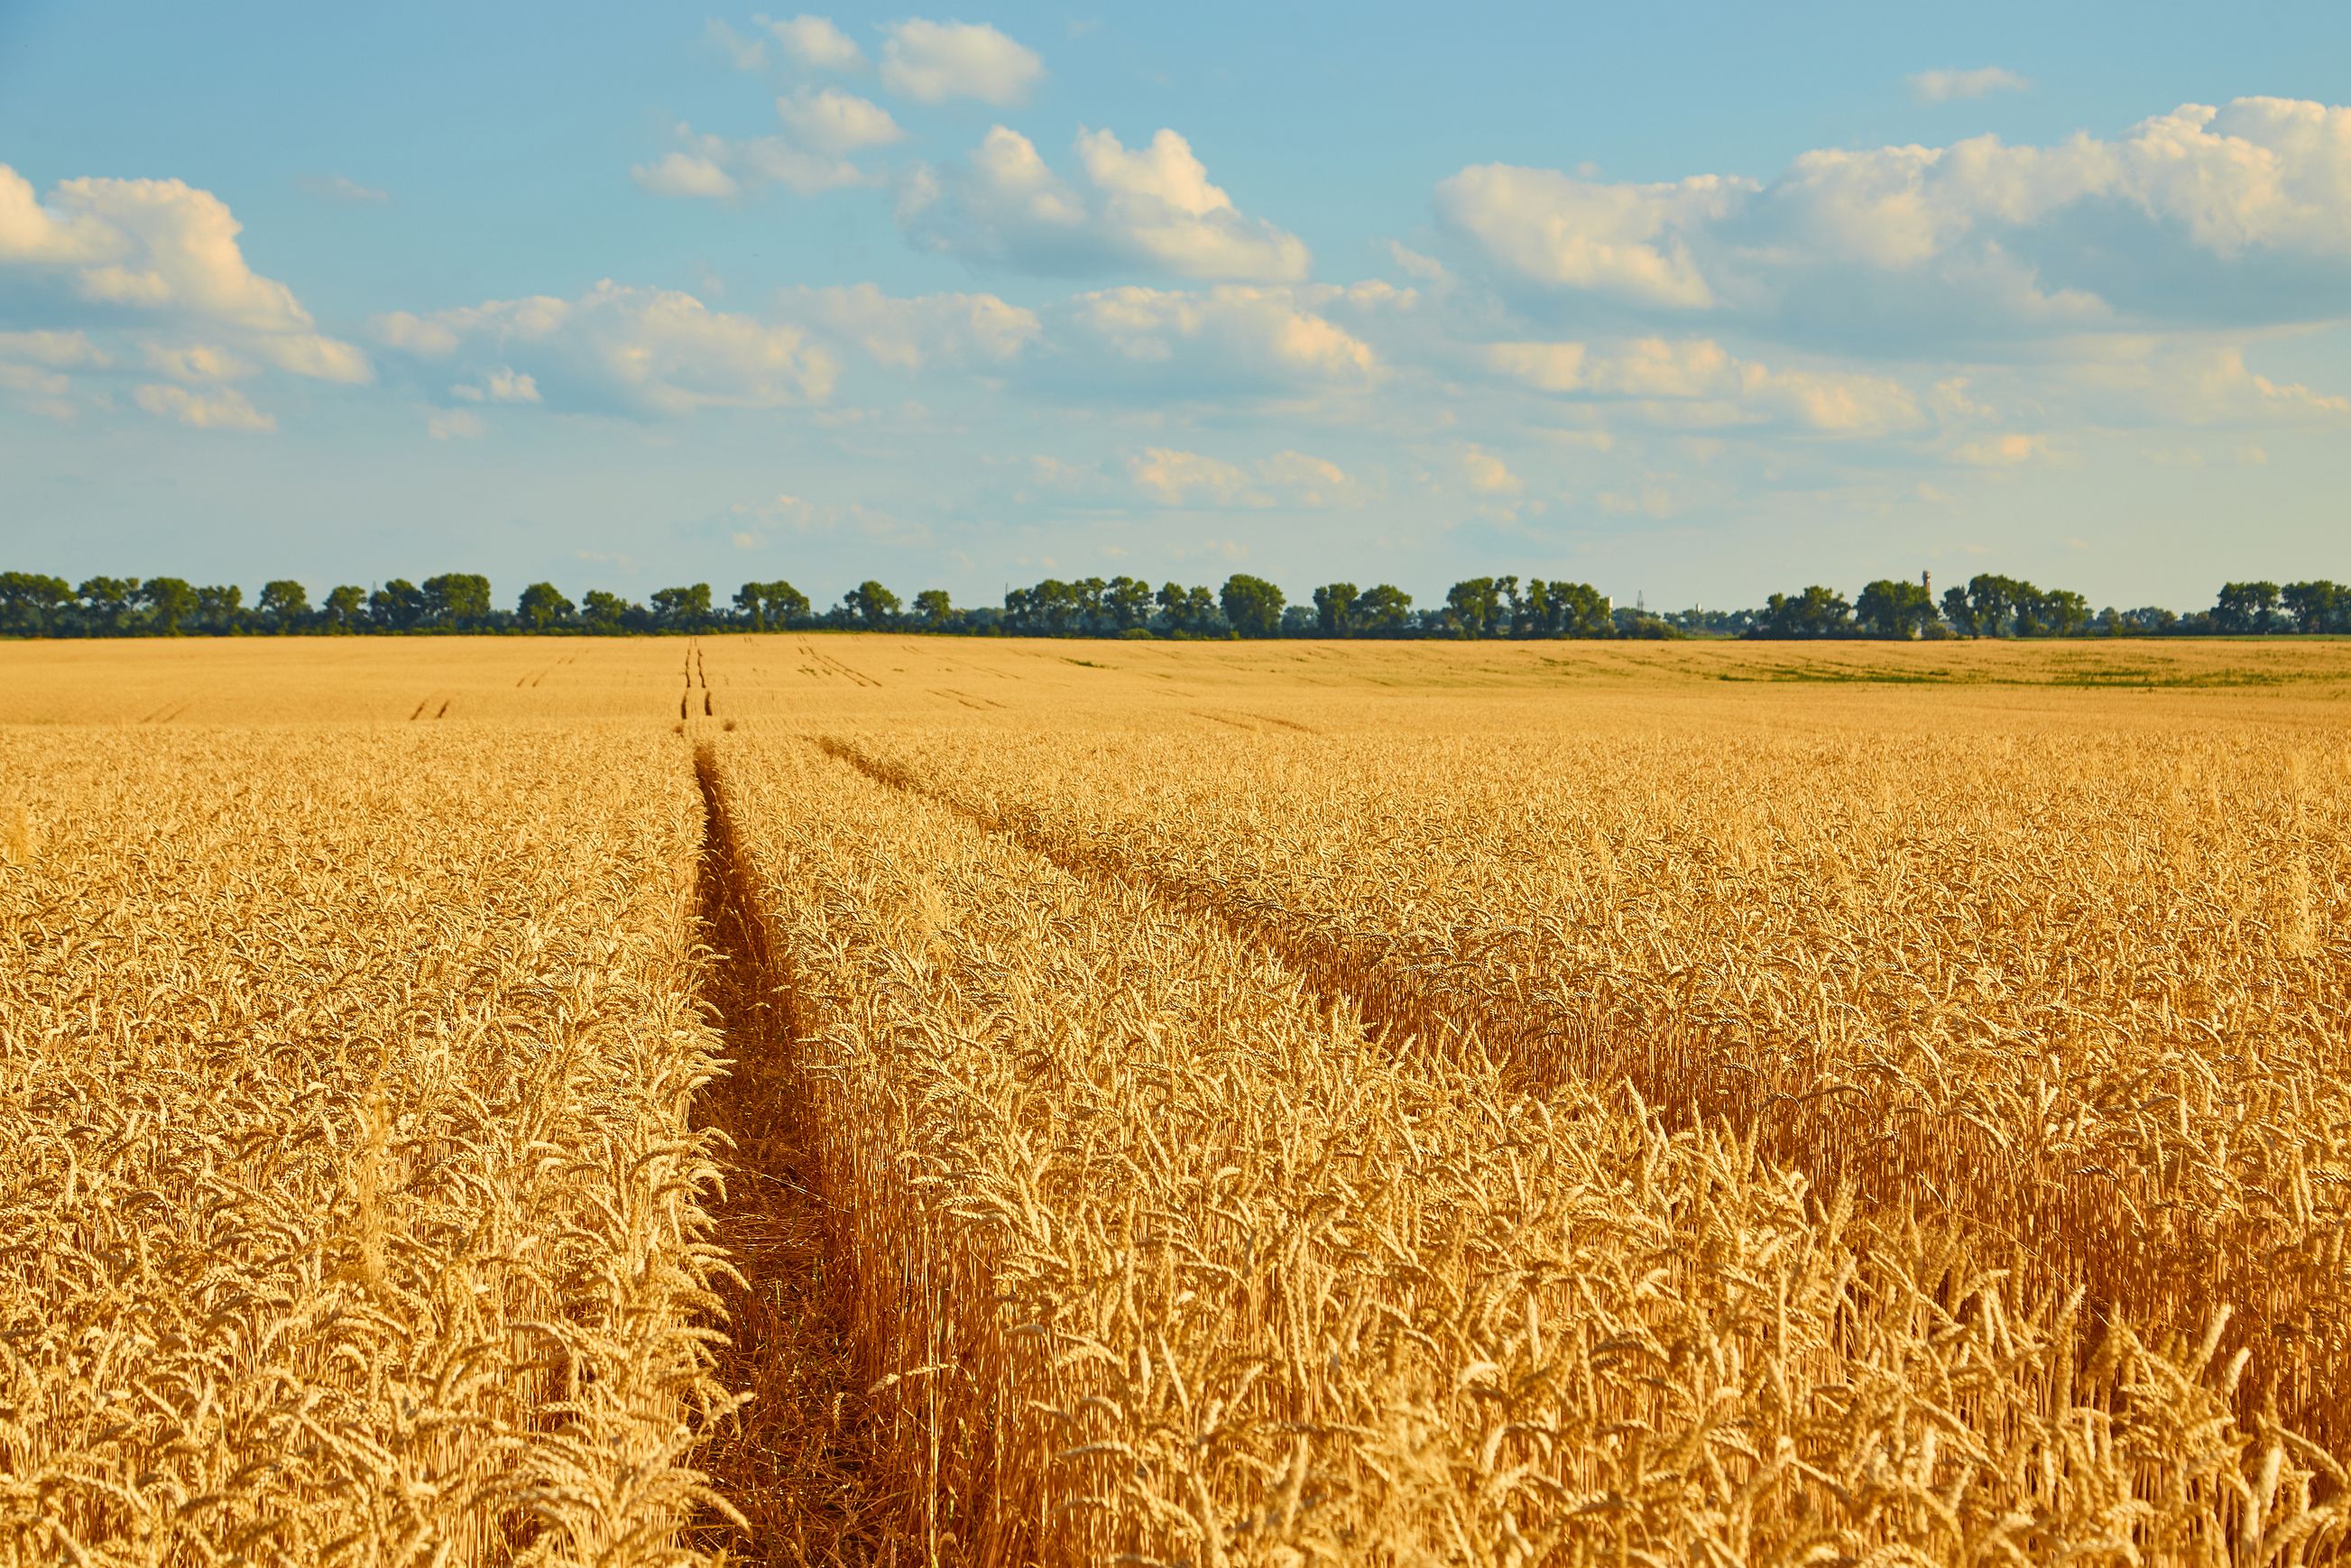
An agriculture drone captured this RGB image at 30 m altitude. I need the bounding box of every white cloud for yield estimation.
[1953,432,2048,466]
[450,365,541,403]
[1054,284,1378,398]
[2063,340,2351,426]
[1257,448,1355,506]
[1909,67,2031,104]
[901,125,1309,280]
[632,151,740,199]
[734,136,871,194]
[0,329,107,368]
[252,333,372,383]
[0,164,371,382]
[776,88,903,153]
[783,282,1039,369]
[707,19,769,69]
[1127,447,1354,507]
[426,408,487,439]
[1461,443,1523,495]
[0,361,71,398]
[1485,336,1923,436]
[880,20,1043,106]
[143,341,254,382]
[635,123,873,200]
[1436,97,2351,345]
[1435,165,1739,308]
[767,14,863,71]
[299,173,391,205]
[1130,446,1248,503]
[1387,240,1452,285]
[134,382,274,431]
[373,280,835,417]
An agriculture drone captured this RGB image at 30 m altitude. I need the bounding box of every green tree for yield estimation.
[1313,582,1360,636]
[1155,581,1219,636]
[844,580,900,628]
[369,579,427,631]
[912,588,955,629]
[1855,578,1938,638]
[256,580,309,632]
[517,582,576,630]
[1443,576,1507,639]
[1355,584,1415,636]
[1531,581,1613,638]
[1103,576,1154,632]
[137,577,197,635]
[650,583,715,632]
[1941,584,1979,636]
[1948,574,2038,637]
[0,572,74,637]
[421,572,493,629]
[2282,580,2346,633]
[1756,586,1853,638]
[2213,581,2283,633]
[580,590,635,632]
[194,584,244,634]
[321,586,367,632]
[734,580,810,631]
[77,577,140,634]
[1219,574,1285,638]
[2037,588,2090,637]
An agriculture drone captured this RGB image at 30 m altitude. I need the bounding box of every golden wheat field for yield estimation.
[4,634,2349,1567]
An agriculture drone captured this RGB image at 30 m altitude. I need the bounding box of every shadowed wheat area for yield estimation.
[690,753,901,1566]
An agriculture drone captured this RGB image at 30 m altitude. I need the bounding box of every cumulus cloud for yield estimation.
[451,365,541,403]
[1128,446,1356,507]
[1460,444,1524,494]
[782,281,1039,369]
[374,280,834,417]
[1435,166,1740,308]
[1258,448,1354,505]
[635,109,886,200]
[768,14,863,71]
[1129,446,1247,503]
[1436,97,2351,346]
[632,151,740,199]
[776,88,903,152]
[880,20,1043,105]
[1953,431,2049,466]
[1909,67,2031,104]
[1485,335,1925,436]
[0,329,108,368]
[2061,340,2351,427]
[134,382,274,431]
[143,341,254,382]
[1046,284,1381,400]
[426,408,487,439]
[0,163,371,383]
[900,125,1310,280]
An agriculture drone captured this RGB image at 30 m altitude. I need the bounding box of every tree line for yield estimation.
[1,567,2344,640]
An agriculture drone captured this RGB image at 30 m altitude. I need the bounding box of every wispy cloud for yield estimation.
[298,173,391,205]
[1908,66,2031,103]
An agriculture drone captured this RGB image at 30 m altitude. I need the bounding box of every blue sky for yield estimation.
[4,1,2349,612]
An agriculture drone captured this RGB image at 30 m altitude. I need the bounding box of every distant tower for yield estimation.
[1922,569,1932,598]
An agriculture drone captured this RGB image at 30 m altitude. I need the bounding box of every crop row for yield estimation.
[821,719,2351,1455]
[0,726,730,1566]
[703,733,2343,1564]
